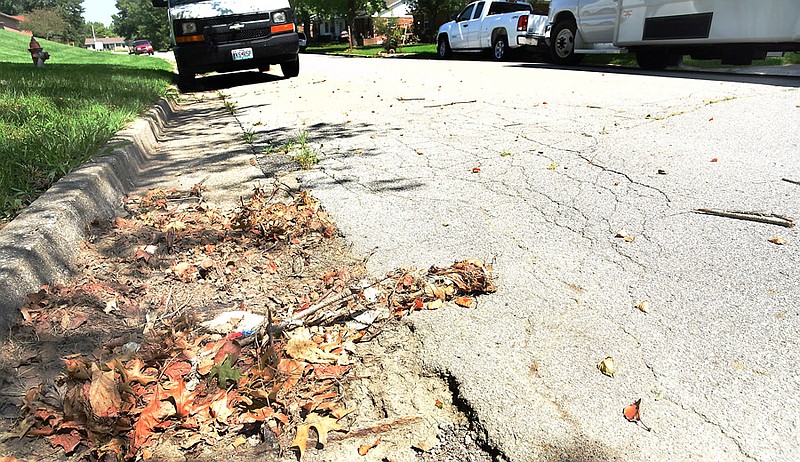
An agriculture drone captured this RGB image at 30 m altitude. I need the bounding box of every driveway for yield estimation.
[217,54,799,461]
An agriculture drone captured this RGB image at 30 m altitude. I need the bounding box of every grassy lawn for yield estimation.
[306,42,437,58]
[0,29,174,222]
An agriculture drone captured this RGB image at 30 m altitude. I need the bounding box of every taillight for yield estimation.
[517,15,529,32]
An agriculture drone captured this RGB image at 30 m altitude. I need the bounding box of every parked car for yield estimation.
[130,39,154,55]
[437,0,548,60]
[298,32,307,52]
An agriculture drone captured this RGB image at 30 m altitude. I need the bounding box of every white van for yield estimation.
[151,0,300,83]
[546,0,800,68]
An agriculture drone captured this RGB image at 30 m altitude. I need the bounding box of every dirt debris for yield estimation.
[0,185,498,462]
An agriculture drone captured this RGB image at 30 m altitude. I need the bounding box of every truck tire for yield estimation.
[281,57,300,78]
[437,35,452,59]
[636,50,682,70]
[176,63,195,91]
[550,18,583,65]
[492,35,508,61]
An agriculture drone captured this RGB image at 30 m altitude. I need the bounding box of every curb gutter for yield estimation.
[0,99,176,333]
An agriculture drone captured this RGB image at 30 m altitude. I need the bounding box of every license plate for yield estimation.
[231,48,253,61]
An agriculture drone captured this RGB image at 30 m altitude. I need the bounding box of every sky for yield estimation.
[82,0,119,25]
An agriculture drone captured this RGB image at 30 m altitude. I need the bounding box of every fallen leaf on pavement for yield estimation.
[454,296,474,308]
[472,167,481,173]
[711,157,718,162]
[291,413,344,458]
[286,328,340,364]
[547,163,558,170]
[597,357,616,378]
[623,399,641,422]
[623,398,651,431]
[358,437,381,456]
[636,300,650,313]
[768,237,786,245]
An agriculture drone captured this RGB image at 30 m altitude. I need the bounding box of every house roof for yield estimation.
[84,37,127,45]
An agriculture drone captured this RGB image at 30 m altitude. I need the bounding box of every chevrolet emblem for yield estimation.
[229,23,245,30]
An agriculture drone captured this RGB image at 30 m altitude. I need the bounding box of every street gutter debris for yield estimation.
[5,185,497,461]
[693,208,795,228]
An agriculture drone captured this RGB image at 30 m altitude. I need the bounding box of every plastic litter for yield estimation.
[200,311,265,335]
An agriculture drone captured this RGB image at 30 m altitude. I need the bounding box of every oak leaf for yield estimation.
[163,380,197,418]
[358,437,381,456]
[210,356,242,386]
[291,413,344,458]
[209,391,233,424]
[132,387,176,452]
[286,328,340,364]
[123,359,157,385]
[89,363,121,418]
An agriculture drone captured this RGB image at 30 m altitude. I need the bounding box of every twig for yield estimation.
[782,178,800,186]
[424,100,477,108]
[328,416,422,441]
[397,97,426,101]
[693,209,795,228]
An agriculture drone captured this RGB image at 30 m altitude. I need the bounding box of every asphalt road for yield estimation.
[211,54,799,461]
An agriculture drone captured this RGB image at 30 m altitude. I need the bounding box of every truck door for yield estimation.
[466,1,486,48]
[578,0,618,44]
[451,3,476,49]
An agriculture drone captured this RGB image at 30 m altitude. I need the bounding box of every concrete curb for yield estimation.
[0,99,176,332]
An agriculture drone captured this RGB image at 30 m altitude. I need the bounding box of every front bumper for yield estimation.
[174,32,298,75]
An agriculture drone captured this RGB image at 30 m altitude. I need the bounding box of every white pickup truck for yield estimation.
[547,0,800,69]
[437,0,549,60]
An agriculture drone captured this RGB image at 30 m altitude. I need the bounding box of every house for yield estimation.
[0,12,31,36]
[84,37,128,52]
[309,0,413,44]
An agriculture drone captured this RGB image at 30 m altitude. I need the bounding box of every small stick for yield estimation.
[782,178,800,186]
[424,100,477,108]
[328,416,422,441]
[694,209,795,228]
[397,97,425,101]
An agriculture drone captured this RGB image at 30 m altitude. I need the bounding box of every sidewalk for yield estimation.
[0,93,262,331]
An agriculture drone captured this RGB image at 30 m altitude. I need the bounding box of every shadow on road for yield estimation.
[509,62,800,88]
[178,69,285,93]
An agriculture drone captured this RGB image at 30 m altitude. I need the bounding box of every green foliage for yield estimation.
[374,17,404,52]
[20,8,68,41]
[113,0,170,49]
[85,21,113,38]
[211,356,242,387]
[0,29,173,221]
[4,0,85,44]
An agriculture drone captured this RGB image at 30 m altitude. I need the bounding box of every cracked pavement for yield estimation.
[212,55,799,461]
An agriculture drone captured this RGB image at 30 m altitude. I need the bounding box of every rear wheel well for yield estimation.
[491,28,508,44]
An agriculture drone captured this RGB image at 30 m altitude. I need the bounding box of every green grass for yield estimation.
[0,29,175,221]
[306,42,437,58]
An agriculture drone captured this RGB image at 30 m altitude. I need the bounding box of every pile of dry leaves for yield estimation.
[6,185,496,461]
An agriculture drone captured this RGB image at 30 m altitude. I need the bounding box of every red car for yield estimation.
[130,39,154,55]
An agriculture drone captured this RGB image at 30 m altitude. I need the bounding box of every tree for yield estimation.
[85,21,113,38]
[113,0,169,49]
[20,7,68,40]
[54,0,84,44]
[291,0,385,47]
[408,0,467,41]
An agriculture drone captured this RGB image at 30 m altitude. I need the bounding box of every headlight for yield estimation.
[272,11,287,24]
[181,22,197,34]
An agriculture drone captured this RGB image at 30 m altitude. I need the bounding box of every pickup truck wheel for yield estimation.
[492,35,508,61]
[550,19,583,65]
[437,36,452,59]
[281,57,300,78]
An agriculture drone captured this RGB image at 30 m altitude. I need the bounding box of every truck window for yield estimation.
[473,2,486,19]
[457,4,476,22]
[488,2,533,15]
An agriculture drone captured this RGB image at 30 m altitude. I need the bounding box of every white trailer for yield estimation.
[545,0,800,69]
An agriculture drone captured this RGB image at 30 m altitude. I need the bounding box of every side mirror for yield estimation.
[152,0,167,7]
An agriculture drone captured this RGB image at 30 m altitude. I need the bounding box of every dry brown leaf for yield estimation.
[89,363,121,418]
[636,300,651,313]
[454,296,474,308]
[358,437,381,456]
[48,430,82,454]
[124,359,157,385]
[132,387,176,452]
[210,391,233,424]
[286,328,340,364]
[768,237,786,245]
[291,413,344,458]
